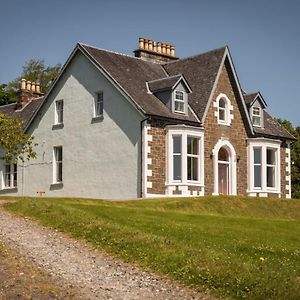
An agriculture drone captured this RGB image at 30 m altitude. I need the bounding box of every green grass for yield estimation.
[4,196,300,299]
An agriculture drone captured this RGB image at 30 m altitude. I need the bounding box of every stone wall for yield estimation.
[203,60,248,195]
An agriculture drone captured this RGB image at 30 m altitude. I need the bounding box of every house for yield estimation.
[0,38,295,199]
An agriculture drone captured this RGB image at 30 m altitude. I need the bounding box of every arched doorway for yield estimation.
[218,147,229,194]
[212,139,237,195]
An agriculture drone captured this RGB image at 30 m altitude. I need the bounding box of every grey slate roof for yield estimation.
[0,98,43,130]
[163,47,226,121]
[254,111,296,140]
[147,74,183,93]
[80,44,199,124]
[2,43,292,141]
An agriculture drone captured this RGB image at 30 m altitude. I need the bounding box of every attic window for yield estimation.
[174,90,185,114]
[252,107,261,127]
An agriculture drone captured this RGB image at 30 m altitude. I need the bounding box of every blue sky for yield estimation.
[1,0,299,125]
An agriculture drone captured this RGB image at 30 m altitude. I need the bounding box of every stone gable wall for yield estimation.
[203,62,248,195]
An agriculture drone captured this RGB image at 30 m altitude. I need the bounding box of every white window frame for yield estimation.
[3,163,17,189]
[187,136,200,181]
[215,93,233,126]
[173,90,186,114]
[55,99,64,125]
[53,146,63,184]
[166,125,204,187]
[253,147,262,189]
[248,139,281,194]
[251,106,262,127]
[94,91,104,117]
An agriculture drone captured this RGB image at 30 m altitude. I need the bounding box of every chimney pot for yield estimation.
[166,44,171,56]
[161,43,166,54]
[170,45,175,57]
[31,82,36,92]
[153,42,157,52]
[21,78,26,90]
[157,42,161,53]
[36,82,41,93]
[26,81,32,91]
[148,40,153,51]
[144,39,149,50]
[139,37,144,49]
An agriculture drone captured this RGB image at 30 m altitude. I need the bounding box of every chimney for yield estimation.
[17,78,44,109]
[134,37,178,63]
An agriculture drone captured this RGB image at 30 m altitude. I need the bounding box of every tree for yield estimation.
[7,59,61,95]
[0,84,18,105]
[276,118,300,198]
[0,113,37,163]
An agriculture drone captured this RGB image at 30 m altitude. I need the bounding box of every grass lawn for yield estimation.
[4,196,300,299]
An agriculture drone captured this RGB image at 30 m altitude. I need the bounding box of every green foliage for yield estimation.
[276,119,300,198]
[7,59,61,94]
[0,84,18,105]
[0,113,37,163]
[6,196,300,299]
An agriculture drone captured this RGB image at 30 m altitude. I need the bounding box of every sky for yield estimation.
[0,0,299,125]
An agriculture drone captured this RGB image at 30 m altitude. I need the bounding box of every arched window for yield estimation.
[218,98,226,121]
[215,93,232,125]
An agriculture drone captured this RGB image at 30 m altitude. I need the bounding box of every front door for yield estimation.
[218,163,229,195]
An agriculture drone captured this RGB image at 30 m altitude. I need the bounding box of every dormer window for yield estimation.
[252,106,262,127]
[174,90,185,113]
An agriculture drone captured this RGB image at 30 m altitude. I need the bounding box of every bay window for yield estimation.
[248,140,280,194]
[167,126,204,189]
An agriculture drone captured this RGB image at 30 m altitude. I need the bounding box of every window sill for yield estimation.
[50,182,63,190]
[247,188,280,194]
[166,182,203,187]
[0,187,17,194]
[52,123,64,130]
[218,121,231,126]
[91,115,104,123]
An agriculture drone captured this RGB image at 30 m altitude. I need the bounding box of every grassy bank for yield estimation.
[5,196,300,299]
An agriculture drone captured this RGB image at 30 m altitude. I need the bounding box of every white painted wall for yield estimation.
[0,51,144,199]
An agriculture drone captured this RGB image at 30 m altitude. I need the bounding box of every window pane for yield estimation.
[175,91,184,100]
[252,116,261,126]
[188,157,198,181]
[175,101,184,112]
[254,148,261,164]
[219,98,225,108]
[173,155,181,180]
[267,166,275,188]
[56,100,63,123]
[267,149,275,165]
[254,165,261,188]
[96,92,103,116]
[173,136,181,154]
[218,147,228,161]
[219,108,225,121]
[253,107,260,116]
[187,137,198,155]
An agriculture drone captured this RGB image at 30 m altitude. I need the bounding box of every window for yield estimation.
[267,148,276,188]
[4,163,17,188]
[173,136,182,180]
[187,137,199,181]
[249,141,280,193]
[216,94,232,125]
[95,91,104,117]
[55,100,64,124]
[252,107,261,127]
[53,146,63,183]
[253,148,262,188]
[218,98,226,121]
[174,90,185,113]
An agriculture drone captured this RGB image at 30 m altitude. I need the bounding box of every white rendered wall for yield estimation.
[1,51,143,199]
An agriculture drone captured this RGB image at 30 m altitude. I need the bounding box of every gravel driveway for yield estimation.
[0,205,211,300]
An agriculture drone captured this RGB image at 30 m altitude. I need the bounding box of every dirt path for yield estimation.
[0,204,211,300]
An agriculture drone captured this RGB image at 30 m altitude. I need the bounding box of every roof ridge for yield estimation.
[0,102,17,108]
[79,42,162,65]
[163,46,227,65]
[147,73,182,83]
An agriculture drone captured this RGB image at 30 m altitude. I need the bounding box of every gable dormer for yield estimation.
[244,92,267,128]
[147,74,192,115]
